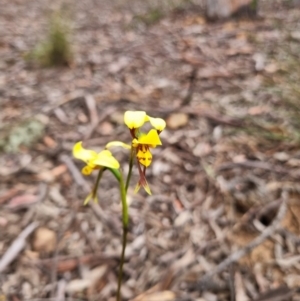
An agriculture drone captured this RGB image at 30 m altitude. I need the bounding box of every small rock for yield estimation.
[0,217,8,227]
[233,154,246,163]
[273,152,289,162]
[22,282,32,299]
[291,31,300,41]
[193,142,211,157]
[152,161,170,176]
[253,53,265,72]
[265,63,278,73]
[174,210,192,227]
[213,125,223,141]
[32,227,57,253]
[98,121,113,135]
[202,292,218,301]
[166,113,188,129]
[285,274,300,288]
[287,158,300,167]
[66,279,90,294]
[136,291,176,301]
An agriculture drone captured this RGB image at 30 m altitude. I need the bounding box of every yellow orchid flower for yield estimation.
[124,111,147,129]
[105,111,165,195]
[124,111,166,133]
[133,129,162,167]
[73,142,120,175]
[107,129,161,168]
[145,116,166,132]
[106,129,161,195]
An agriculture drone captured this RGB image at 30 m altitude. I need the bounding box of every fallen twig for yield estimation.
[0,221,39,273]
[43,91,85,113]
[60,154,90,192]
[5,182,48,211]
[85,94,99,126]
[197,198,287,289]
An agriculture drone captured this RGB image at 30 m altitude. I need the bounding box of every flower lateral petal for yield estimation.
[93,150,120,169]
[134,179,152,195]
[138,129,162,146]
[83,192,98,205]
[73,142,97,163]
[106,141,131,150]
[124,111,147,129]
[147,116,166,131]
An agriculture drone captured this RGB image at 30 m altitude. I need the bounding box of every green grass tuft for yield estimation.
[27,11,72,67]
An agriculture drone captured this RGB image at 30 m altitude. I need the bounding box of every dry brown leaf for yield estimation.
[6,194,38,210]
[0,187,23,204]
[37,164,67,182]
[248,106,269,116]
[43,136,57,148]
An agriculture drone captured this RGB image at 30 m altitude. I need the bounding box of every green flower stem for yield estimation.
[117,173,128,301]
[84,168,106,205]
[92,168,105,199]
[116,225,128,301]
[119,173,128,228]
[125,149,134,193]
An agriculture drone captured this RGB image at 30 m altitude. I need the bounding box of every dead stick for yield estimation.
[60,154,90,193]
[197,198,287,289]
[0,222,39,272]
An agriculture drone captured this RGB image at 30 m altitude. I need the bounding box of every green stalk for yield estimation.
[93,168,105,199]
[84,168,106,205]
[125,149,134,193]
[116,173,128,301]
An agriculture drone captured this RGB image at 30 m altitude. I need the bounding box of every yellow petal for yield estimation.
[132,139,139,148]
[124,111,147,129]
[83,193,98,205]
[134,179,152,195]
[147,116,166,131]
[73,142,97,164]
[82,165,94,175]
[134,182,141,194]
[93,150,120,169]
[106,141,131,150]
[83,193,92,205]
[138,129,162,146]
[136,146,152,167]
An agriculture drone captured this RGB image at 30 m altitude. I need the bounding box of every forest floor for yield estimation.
[1,0,300,300]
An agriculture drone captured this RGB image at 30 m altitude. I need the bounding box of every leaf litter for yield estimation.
[1,0,300,300]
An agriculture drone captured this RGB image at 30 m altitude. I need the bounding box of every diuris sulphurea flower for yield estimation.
[72,111,166,301]
[107,111,166,195]
[73,142,120,204]
[73,142,120,174]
